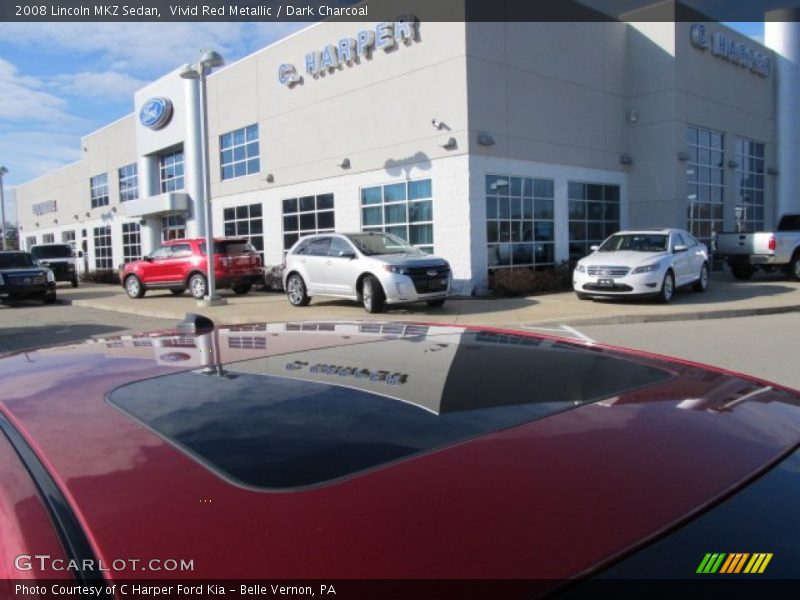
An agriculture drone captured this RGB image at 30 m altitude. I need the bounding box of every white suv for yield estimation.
[282,232,451,313]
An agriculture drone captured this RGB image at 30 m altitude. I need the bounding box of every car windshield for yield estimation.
[200,241,254,255]
[345,233,424,256]
[0,253,38,268]
[599,234,669,252]
[31,245,73,259]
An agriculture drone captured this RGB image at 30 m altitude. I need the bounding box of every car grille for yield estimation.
[583,283,634,292]
[6,274,46,285]
[586,266,630,278]
[405,265,450,294]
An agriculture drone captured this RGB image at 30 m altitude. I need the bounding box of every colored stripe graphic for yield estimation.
[698,552,773,575]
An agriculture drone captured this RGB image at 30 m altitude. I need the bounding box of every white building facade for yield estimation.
[16,19,782,294]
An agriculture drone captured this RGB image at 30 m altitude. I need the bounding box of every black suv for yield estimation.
[0,251,57,304]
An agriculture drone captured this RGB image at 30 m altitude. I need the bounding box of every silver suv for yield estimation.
[283,232,451,313]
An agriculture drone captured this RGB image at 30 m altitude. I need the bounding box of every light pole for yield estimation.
[180,50,226,306]
[0,166,7,251]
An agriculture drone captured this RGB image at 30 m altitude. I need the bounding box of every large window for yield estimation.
[485,175,555,269]
[568,182,621,261]
[159,149,184,193]
[735,138,765,232]
[122,222,142,263]
[161,215,186,241]
[361,179,433,253]
[282,193,335,250]
[93,226,112,269]
[61,230,75,244]
[686,126,724,245]
[220,124,260,180]
[224,203,264,258]
[119,163,138,202]
[90,173,109,208]
[42,233,55,244]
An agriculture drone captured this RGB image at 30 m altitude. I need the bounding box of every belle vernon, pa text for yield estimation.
[42,4,369,18]
[16,583,338,597]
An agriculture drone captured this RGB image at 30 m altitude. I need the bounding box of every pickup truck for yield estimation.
[714,214,800,280]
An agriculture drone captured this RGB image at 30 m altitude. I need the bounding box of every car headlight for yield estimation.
[46,270,56,283]
[631,262,661,274]
[383,265,408,275]
[574,263,586,273]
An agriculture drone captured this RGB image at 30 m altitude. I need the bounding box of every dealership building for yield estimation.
[15,16,800,294]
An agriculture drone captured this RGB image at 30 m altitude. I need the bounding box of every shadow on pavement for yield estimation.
[0,324,130,354]
[308,296,539,316]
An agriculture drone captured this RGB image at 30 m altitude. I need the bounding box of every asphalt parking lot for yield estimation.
[1,271,798,388]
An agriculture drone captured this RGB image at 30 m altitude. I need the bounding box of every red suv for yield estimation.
[120,238,262,300]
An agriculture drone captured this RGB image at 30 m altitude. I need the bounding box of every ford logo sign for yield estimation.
[426,269,438,277]
[139,97,173,130]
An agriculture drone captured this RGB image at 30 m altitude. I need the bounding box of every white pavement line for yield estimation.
[560,325,596,344]
[519,323,596,343]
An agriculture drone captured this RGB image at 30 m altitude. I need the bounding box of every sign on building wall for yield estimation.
[278,17,419,87]
[690,24,771,77]
[139,97,174,129]
[32,199,57,216]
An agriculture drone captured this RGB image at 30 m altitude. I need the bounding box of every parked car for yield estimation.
[1,318,799,588]
[714,213,800,280]
[30,243,80,287]
[282,232,451,313]
[120,238,262,300]
[573,228,709,302]
[0,250,57,304]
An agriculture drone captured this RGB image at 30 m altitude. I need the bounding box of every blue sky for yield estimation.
[0,21,763,223]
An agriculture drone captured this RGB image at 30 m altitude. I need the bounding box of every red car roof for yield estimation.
[1,322,798,583]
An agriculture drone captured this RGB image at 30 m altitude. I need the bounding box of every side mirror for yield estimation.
[673,244,688,253]
[590,245,600,252]
[339,250,357,259]
[75,250,84,258]
[143,255,153,262]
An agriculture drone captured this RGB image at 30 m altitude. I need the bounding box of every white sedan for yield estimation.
[572,229,709,303]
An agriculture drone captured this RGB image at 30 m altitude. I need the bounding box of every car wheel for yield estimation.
[658,270,675,304]
[286,274,310,307]
[426,299,446,308]
[124,275,145,299]
[170,289,185,296]
[788,252,800,282]
[42,293,57,305]
[71,278,79,288]
[731,265,754,280]
[362,275,385,313]
[692,262,709,292]
[232,284,252,295]
[189,274,208,300]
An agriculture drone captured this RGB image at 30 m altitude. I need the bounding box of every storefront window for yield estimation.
[161,215,186,241]
[282,193,335,250]
[486,175,555,269]
[360,179,433,253]
[25,236,37,251]
[567,181,620,261]
[220,124,260,180]
[42,233,55,244]
[93,226,113,269]
[224,203,264,259]
[735,138,765,232]
[122,222,142,263]
[61,230,75,244]
[686,126,724,247]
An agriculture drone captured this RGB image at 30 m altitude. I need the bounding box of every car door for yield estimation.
[671,233,693,285]
[161,242,193,285]
[324,237,360,297]
[139,245,173,285]
[302,238,331,294]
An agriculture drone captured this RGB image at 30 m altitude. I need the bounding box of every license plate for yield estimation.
[597,278,614,288]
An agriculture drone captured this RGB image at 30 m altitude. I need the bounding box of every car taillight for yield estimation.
[768,235,776,251]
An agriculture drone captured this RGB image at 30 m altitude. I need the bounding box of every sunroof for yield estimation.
[107,331,672,490]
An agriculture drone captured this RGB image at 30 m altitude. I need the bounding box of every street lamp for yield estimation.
[180,50,226,306]
[0,166,7,251]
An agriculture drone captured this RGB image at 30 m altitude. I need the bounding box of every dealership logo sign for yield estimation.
[32,199,57,216]
[690,24,770,77]
[139,97,174,130]
[279,17,419,87]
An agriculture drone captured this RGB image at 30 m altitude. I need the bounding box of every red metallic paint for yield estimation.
[0,323,798,583]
